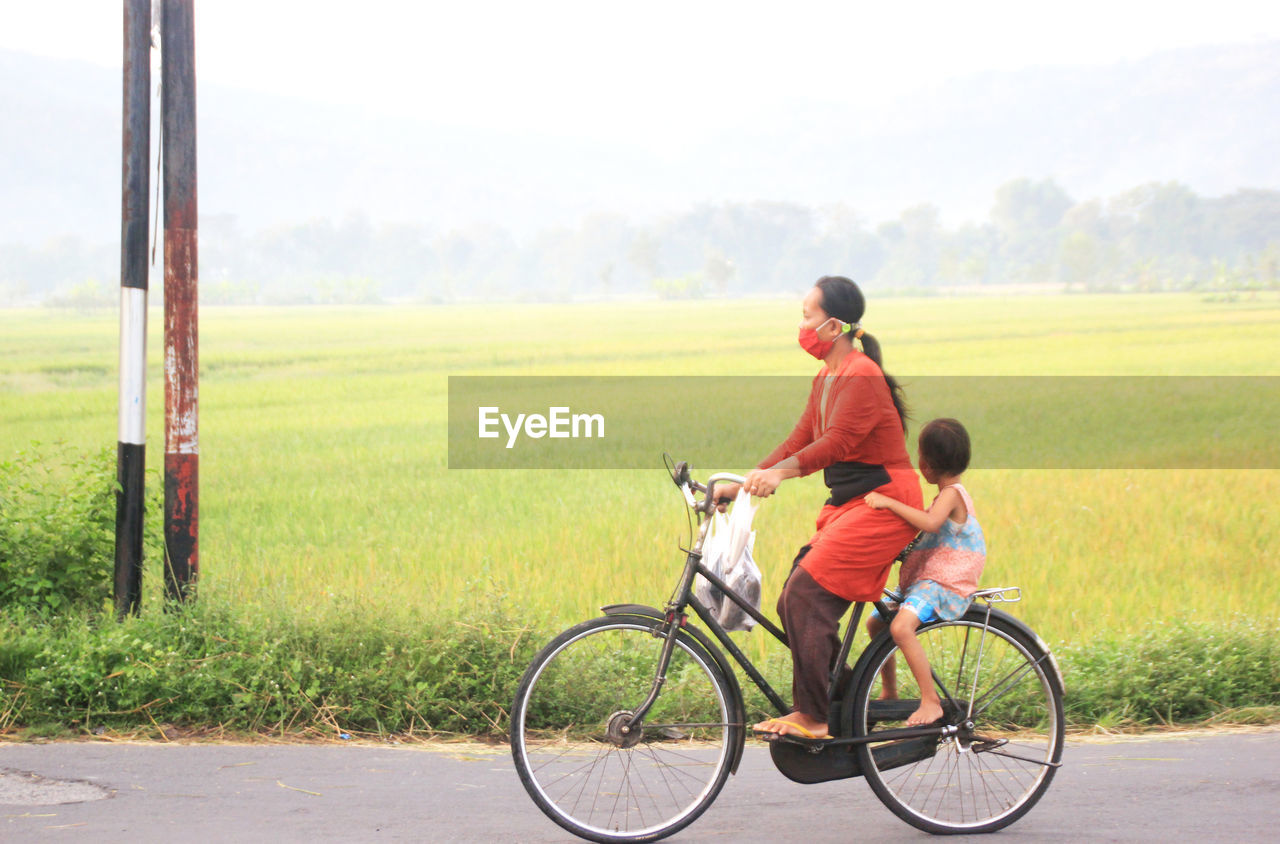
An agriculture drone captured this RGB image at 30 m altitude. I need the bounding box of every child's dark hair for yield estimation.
[813,275,908,429]
[919,418,971,476]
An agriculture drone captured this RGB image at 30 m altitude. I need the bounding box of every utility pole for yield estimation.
[161,0,199,601]
[114,0,152,617]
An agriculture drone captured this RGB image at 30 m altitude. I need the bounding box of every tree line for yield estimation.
[3,178,1277,306]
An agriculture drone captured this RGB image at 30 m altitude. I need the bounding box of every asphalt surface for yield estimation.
[2,729,1278,842]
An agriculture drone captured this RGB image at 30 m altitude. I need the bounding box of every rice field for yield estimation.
[1,293,1277,658]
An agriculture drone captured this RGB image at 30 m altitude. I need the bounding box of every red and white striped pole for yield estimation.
[162,0,198,601]
[114,0,151,618]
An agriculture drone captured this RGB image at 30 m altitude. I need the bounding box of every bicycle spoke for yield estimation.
[538,745,611,793]
[639,745,693,806]
[978,746,1063,768]
[612,748,637,830]
[577,743,610,822]
[926,747,955,820]
[953,625,971,704]
[969,654,1047,720]
[641,747,726,777]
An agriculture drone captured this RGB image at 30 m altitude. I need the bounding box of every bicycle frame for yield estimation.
[623,470,963,749]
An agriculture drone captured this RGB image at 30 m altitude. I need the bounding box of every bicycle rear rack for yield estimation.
[972,586,1021,603]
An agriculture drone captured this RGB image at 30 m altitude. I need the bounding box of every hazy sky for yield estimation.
[5,0,1280,148]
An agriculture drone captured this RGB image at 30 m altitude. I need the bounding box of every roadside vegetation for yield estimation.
[1,295,1277,739]
[2,594,1275,740]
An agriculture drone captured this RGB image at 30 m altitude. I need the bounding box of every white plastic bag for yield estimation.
[694,511,730,615]
[695,489,762,632]
[723,488,757,575]
[716,535,761,632]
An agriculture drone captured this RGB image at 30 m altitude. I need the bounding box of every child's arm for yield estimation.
[865,487,964,533]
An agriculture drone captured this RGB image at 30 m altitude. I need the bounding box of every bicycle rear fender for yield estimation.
[601,603,747,775]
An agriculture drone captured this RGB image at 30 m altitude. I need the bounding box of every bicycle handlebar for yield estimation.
[668,456,747,515]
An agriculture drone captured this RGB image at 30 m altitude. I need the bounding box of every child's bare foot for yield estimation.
[876,690,898,701]
[753,712,830,739]
[905,698,944,726]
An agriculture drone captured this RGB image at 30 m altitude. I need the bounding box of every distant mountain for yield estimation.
[1,41,1277,245]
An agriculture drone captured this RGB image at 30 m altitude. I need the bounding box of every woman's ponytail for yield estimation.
[814,275,909,431]
[857,331,908,430]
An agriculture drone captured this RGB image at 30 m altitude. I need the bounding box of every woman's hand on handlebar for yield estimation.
[742,468,784,499]
[713,481,741,512]
[715,458,798,507]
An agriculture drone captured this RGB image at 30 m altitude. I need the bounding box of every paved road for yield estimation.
[3,730,1278,842]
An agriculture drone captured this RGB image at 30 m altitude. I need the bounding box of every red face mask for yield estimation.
[798,321,837,360]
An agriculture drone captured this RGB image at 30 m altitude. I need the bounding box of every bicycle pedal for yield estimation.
[970,737,1008,753]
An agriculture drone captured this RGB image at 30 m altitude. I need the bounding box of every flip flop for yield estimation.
[752,719,832,741]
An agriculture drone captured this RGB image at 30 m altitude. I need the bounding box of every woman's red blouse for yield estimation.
[757,350,911,475]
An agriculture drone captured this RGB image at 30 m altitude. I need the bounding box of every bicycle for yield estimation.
[510,459,1065,843]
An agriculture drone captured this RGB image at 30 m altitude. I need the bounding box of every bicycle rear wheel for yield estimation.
[849,611,1064,834]
[510,615,741,843]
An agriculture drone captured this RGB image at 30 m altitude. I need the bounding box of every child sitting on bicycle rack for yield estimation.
[864,417,986,726]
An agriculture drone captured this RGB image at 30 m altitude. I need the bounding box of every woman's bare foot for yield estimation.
[753,712,830,739]
[877,689,899,701]
[905,698,944,726]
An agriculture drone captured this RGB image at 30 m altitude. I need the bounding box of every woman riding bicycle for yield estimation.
[719,275,920,740]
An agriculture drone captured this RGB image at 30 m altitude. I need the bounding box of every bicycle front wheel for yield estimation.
[849,612,1064,834]
[510,615,741,843]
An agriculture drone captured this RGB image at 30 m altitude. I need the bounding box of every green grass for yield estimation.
[1,601,1274,738]
[0,598,537,738]
[1,294,1278,660]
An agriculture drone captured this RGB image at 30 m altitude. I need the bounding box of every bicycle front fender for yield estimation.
[601,603,747,775]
